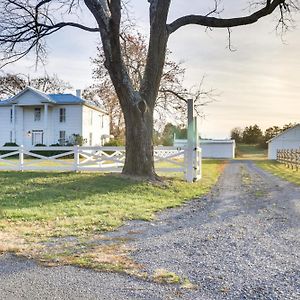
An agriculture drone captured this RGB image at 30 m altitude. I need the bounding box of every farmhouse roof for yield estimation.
[0,86,108,114]
[267,123,300,143]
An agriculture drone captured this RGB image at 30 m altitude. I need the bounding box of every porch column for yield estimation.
[44,104,48,145]
[12,104,16,143]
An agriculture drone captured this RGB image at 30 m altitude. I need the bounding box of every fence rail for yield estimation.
[277,149,300,170]
[0,145,201,181]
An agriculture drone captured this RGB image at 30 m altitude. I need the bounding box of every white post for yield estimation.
[44,104,48,145]
[186,99,195,182]
[21,107,25,146]
[74,145,80,172]
[194,116,202,180]
[12,104,16,143]
[19,145,24,171]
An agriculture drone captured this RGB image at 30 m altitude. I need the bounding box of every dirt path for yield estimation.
[1,161,299,299]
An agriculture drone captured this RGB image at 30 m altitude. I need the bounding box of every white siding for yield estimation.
[15,106,25,146]
[0,107,13,146]
[200,142,235,159]
[82,105,110,146]
[13,89,47,106]
[52,105,83,145]
[268,125,300,159]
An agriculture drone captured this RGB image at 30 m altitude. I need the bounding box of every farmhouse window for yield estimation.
[60,108,66,122]
[34,108,41,121]
[10,108,13,123]
[59,131,66,145]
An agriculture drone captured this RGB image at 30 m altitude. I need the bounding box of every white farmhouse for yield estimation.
[267,124,300,159]
[0,86,110,147]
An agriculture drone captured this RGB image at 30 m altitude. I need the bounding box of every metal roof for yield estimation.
[0,99,10,105]
[0,87,108,114]
[48,94,85,104]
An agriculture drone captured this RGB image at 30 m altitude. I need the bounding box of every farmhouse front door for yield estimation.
[32,130,44,146]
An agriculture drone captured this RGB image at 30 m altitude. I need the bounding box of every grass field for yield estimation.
[0,160,225,274]
[256,160,300,186]
[235,144,267,159]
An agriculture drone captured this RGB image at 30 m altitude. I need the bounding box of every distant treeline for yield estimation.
[230,123,296,148]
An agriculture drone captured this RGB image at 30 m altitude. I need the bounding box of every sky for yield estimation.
[2,0,300,138]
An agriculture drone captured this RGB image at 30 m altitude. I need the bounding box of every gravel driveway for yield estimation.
[1,161,299,299]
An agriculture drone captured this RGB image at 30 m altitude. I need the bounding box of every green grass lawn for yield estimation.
[0,160,225,272]
[256,160,300,185]
[236,144,267,159]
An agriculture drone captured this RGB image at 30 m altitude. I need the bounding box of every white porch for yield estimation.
[11,103,52,147]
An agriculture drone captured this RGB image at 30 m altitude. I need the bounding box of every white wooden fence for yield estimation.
[277,149,300,170]
[0,145,201,181]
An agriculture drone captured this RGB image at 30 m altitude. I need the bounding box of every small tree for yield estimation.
[282,123,297,131]
[260,126,282,148]
[242,125,263,144]
[230,127,243,143]
[69,134,87,146]
[160,123,187,146]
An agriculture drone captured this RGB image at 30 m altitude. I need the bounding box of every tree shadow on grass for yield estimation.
[0,171,143,211]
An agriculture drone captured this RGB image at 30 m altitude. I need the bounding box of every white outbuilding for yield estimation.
[200,139,236,159]
[174,138,235,159]
[267,124,300,159]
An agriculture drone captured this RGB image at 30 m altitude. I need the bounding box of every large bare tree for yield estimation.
[0,0,298,179]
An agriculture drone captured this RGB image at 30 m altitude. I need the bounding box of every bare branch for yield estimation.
[168,0,294,34]
[226,28,236,52]
[205,0,223,17]
[0,0,99,66]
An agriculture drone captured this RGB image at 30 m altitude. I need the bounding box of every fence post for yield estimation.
[186,99,195,182]
[19,145,24,171]
[74,145,80,172]
[193,116,202,180]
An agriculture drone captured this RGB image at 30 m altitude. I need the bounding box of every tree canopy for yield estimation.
[230,123,297,148]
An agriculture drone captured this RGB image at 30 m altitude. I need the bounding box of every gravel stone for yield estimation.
[0,161,299,299]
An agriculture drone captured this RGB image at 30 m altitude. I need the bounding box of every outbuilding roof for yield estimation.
[200,139,235,144]
[267,123,300,143]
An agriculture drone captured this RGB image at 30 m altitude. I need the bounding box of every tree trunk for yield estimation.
[84,0,169,179]
[122,103,156,179]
